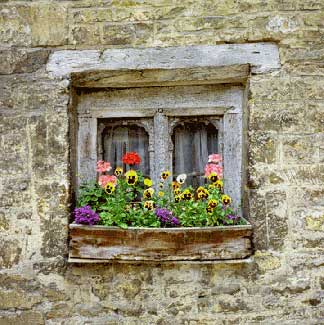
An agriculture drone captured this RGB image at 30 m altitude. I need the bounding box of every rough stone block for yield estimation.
[30,3,68,46]
[0,312,44,325]
[69,24,101,45]
[0,238,22,269]
[249,131,279,164]
[0,49,50,75]
[0,290,42,309]
[282,135,320,164]
[0,5,32,46]
[102,22,153,45]
[305,215,324,232]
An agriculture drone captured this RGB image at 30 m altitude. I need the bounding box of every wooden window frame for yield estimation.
[75,84,244,214]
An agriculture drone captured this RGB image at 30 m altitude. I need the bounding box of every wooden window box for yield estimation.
[68,220,253,263]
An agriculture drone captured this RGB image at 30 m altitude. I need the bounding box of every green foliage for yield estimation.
[76,170,246,228]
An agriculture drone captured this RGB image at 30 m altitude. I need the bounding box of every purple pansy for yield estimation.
[74,205,100,225]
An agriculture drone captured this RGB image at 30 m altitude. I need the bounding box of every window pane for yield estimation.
[102,123,150,176]
[172,122,218,187]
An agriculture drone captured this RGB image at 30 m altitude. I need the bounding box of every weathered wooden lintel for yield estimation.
[71,65,250,88]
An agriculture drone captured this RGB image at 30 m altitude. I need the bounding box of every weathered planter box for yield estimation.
[69,220,253,262]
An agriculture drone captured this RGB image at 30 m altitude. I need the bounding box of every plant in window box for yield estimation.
[74,152,245,228]
[69,152,252,262]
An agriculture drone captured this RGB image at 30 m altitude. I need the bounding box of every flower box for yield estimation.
[68,220,253,262]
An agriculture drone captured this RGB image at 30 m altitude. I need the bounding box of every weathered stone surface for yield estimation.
[0,238,22,268]
[0,311,44,325]
[0,290,42,309]
[0,49,50,75]
[0,0,324,323]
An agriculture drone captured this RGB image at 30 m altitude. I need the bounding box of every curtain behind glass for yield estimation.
[103,125,150,176]
[173,122,218,187]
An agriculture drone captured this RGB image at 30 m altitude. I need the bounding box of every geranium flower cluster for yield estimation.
[74,152,244,228]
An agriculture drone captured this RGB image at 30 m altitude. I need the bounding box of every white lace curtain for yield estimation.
[103,125,150,176]
[173,122,218,187]
[102,122,218,186]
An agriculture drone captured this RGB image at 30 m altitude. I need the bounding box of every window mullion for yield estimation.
[153,111,169,185]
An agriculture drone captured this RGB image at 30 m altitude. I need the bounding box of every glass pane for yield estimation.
[172,122,218,187]
[102,123,150,177]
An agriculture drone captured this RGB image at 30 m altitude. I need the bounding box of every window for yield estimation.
[75,84,244,214]
[171,118,219,187]
[98,119,151,176]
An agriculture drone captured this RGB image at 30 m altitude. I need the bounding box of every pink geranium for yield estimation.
[204,163,223,179]
[208,154,222,164]
[96,160,112,173]
[98,175,117,188]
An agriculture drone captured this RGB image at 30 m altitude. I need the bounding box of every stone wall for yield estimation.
[0,1,323,324]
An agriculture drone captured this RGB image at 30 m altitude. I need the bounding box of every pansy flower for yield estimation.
[143,188,154,199]
[221,194,231,205]
[125,170,138,186]
[176,174,187,184]
[161,170,171,180]
[208,172,219,183]
[208,199,218,209]
[206,206,214,215]
[144,178,153,187]
[144,200,154,211]
[197,187,209,200]
[105,182,115,194]
[174,195,181,203]
[215,179,223,191]
[174,188,181,196]
[182,189,192,201]
[114,167,123,176]
[172,181,180,191]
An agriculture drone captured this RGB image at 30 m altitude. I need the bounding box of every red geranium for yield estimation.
[122,152,141,166]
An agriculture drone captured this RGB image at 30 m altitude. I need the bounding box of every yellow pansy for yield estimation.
[208,172,219,183]
[221,194,231,205]
[197,188,209,200]
[143,188,154,199]
[206,206,214,215]
[114,167,123,177]
[174,188,181,196]
[172,181,180,191]
[161,170,171,180]
[208,199,218,208]
[158,191,164,197]
[125,170,138,186]
[182,189,192,201]
[144,178,153,187]
[144,200,154,211]
[215,179,223,191]
[174,195,181,203]
[105,182,115,194]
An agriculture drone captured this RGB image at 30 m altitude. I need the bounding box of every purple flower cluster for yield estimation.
[155,208,180,227]
[74,205,100,225]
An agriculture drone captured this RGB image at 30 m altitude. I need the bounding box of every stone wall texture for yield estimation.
[0,1,324,324]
